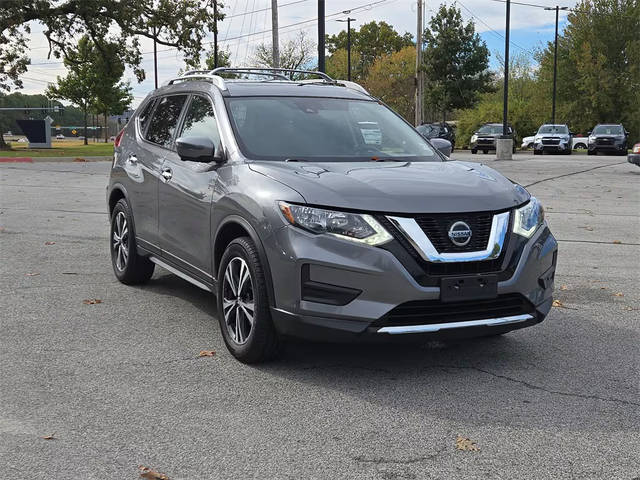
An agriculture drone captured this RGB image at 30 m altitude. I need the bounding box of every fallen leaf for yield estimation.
[198,350,216,358]
[44,241,56,245]
[600,287,607,290]
[613,292,624,297]
[612,240,622,245]
[138,466,169,480]
[73,157,87,162]
[456,435,479,452]
[552,299,564,308]
[61,272,78,275]
[560,285,568,291]
[41,432,56,440]
[578,225,594,231]
[25,272,40,276]
[83,299,102,305]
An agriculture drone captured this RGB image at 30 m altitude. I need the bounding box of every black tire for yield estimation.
[483,149,488,154]
[588,149,595,156]
[217,237,279,363]
[110,198,155,285]
[471,149,477,154]
[564,148,572,155]
[534,149,541,155]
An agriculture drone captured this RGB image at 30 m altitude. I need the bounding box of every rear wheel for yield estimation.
[110,199,154,284]
[471,149,477,154]
[217,237,279,363]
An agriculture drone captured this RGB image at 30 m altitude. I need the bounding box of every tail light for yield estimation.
[114,129,125,148]
[633,144,640,154]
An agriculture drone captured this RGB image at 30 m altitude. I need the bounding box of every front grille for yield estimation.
[542,137,560,145]
[477,138,494,145]
[375,294,534,327]
[596,137,613,145]
[414,212,495,253]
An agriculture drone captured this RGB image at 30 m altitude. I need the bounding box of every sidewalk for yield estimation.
[0,155,111,163]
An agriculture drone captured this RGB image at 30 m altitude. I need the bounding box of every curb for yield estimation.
[0,156,111,163]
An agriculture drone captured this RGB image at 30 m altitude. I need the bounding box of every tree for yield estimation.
[363,46,416,122]
[46,38,97,145]
[422,5,492,121]
[536,0,640,141]
[326,21,413,74]
[326,48,363,81]
[203,47,232,70]
[0,0,225,91]
[251,31,316,72]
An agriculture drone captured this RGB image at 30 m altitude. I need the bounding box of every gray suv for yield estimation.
[107,68,558,363]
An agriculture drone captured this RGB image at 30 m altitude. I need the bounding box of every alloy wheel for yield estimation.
[112,211,129,271]
[222,257,255,345]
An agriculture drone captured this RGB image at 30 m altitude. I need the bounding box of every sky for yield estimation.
[19,0,577,107]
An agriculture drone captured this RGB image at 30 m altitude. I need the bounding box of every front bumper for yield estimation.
[628,153,640,166]
[265,222,557,341]
[470,139,497,150]
[534,141,570,152]
[590,142,627,152]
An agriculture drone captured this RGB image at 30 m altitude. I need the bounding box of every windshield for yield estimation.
[592,125,623,135]
[538,125,569,134]
[477,125,504,135]
[225,96,439,162]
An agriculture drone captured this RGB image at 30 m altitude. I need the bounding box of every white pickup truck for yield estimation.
[521,135,589,150]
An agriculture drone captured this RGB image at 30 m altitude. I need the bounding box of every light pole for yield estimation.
[496,0,513,160]
[318,0,326,72]
[545,6,568,124]
[336,16,356,81]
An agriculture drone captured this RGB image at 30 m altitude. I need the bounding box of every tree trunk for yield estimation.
[104,112,108,143]
[83,109,88,145]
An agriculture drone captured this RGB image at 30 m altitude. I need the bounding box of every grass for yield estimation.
[1,140,114,157]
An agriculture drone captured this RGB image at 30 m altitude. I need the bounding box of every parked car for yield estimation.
[470,123,516,154]
[533,124,572,155]
[628,143,640,167]
[588,124,628,156]
[521,135,535,150]
[56,134,65,139]
[416,122,456,150]
[107,67,557,363]
[572,135,588,150]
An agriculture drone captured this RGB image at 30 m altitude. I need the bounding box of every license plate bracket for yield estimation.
[440,275,498,302]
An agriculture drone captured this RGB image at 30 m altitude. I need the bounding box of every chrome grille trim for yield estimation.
[377,313,533,334]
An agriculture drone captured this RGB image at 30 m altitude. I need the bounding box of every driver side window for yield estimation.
[180,95,221,149]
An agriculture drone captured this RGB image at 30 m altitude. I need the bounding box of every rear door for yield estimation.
[158,93,222,283]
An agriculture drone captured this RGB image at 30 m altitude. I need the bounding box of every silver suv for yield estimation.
[107,68,557,363]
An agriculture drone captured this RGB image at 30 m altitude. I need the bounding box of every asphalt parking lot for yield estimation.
[1,152,638,479]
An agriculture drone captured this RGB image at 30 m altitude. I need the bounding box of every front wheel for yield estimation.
[217,237,280,363]
[471,149,477,154]
[110,199,155,284]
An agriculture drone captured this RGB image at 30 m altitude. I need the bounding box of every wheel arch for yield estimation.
[213,215,276,307]
[108,183,129,217]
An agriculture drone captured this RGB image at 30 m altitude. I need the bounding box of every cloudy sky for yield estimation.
[21,0,577,107]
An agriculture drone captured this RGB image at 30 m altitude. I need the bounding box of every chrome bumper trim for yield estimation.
[377,314,533,334]
[386,211,509,263]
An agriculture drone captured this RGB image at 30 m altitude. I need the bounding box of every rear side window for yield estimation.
[138,98,156,135]
[146,95,188,148]
[179,95,221,147]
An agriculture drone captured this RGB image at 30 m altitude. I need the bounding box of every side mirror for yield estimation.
[625,130,629,136]
[430,138,452,157]
[176,136,226,163]
[587,131,592,135]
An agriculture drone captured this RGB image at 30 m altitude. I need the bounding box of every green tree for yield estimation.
[422,4,492,122]
[537,0,640,141]
[326,21,413,75]
[0,0,224,90]
[325,48,363,81]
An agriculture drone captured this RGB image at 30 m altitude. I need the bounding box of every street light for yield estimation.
[545,6,569,124]
[336,15,356,81]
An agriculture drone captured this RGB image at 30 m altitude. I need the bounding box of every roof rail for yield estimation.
[165,70,227,90]
[211,67,334,82]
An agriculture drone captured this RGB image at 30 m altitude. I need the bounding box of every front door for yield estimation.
[158,94,222,283]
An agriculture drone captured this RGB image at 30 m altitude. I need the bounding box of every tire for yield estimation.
[574,143,587,150]
[527,143,534,149]
[110,198,155,285]
[588,149,595,156]
[471,149,477,154]
[483,149,488,154]
[534,149,541,156]
[564,148,572,155]
[217,237,279,363]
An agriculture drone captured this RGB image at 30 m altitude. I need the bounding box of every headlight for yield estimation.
[589,136,596,142]
[470,134,477,143]
[534,135,542,142]
[279,202,393,246]
[513,197,544,238]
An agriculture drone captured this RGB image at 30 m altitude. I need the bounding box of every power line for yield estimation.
[487,0,574,11]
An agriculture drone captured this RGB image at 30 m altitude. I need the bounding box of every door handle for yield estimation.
[127,155,138,164]
[161,168,173,181]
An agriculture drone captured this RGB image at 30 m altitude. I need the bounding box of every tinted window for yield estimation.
[138,98,156,135]
[538,125,569,134]
[226,96,438,162]
[179,95,221,147]
[592,125,623,135]
[477,125,504,135]
[146,95,188,147]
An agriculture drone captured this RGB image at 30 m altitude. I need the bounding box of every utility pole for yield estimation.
[415,0,423,126]
[496,0,513,159]
[153,26,158,89]
[213,0,219,68]
[318,0,326,72]
[337,15,356,81]
[545,6,568,124]
[271,0,280,68]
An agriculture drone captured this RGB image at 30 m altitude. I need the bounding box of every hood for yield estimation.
[537,132,569,138]
[249,160,529,214]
